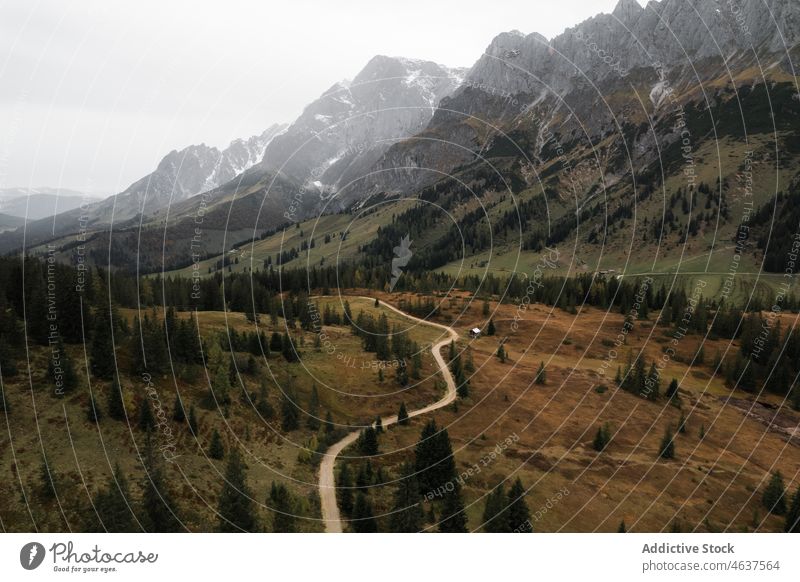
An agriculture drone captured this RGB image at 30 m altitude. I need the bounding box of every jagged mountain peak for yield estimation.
[612,0,644,23]
[258,54,465,199]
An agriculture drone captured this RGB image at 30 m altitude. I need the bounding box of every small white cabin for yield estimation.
[469,327,482,339]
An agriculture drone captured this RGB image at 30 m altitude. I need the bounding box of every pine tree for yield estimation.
[593,423,611,452]
[659,425,675,460]
[487,318,496,336]
[389,463,423,533]
[645,362,660,400]
[667,378,679,399]
[414,420,457,496]
[496,343,506,363]
[482,483,510,532]
[306,384,321,430]
[269,481,296,533]
[397,402,409,426]
[678,411,687,434]
[374,416,383,434]
[352,493,378,532]
[535,361,546,384]
[438,487,468,532]
[172,394,185,422]
[140,441,182,532]
[217,448,257,531]
[107,376,126,421]
[40,455,58,499]
[209,429,225,459]
[283,332,300,362]
[280,387,300,432]
[762,471,787,515]
[138,398,155,432]
[188,405,199,435]
[358,426,379,456]
[617,520,627,533]
[506,478,532,533]
[337,463,354,516]
[90,465,135,532]
[784,485,800,532]
[324,411,335,435]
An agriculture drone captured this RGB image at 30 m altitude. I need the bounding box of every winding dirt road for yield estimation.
[318,297,459,533]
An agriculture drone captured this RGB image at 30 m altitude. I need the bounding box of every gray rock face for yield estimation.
[467,0,800,98]
[259,55,465,204]
[357,0,800,200]
[94,123,286,223]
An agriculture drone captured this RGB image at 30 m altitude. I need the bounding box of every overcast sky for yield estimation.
[0,0,628,196]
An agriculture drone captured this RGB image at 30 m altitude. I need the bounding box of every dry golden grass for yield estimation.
[351,291,800,532]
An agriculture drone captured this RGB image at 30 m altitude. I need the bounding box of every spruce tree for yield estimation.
[389,463,423,533]
[438,487,468,532]
[188,405,199,435]
[762,471,787,515]
[358,426,379,456]
[659,425,675,460]
[497,343,506,363]
[209,429,225,459]
[487,319,496,336]
[506,478,532,533]
[352,493,378,532]
[107,376,126,421]
[784,485,800,533]
[172,393,185,422]
[482,483,510,532]
[91,465,135,532]
[217,448,257,531]
[140,442,182,532]
[535,361,546,384]
[666,378,679,399]
[337,463,354,516]
[414,420,457,496]
[397,402,409,426]
[138,398,155,432]
[306,384,321,430]
[40,455,58,499]
[324,411,335,436]
[593,423,611,452]
[678,411,687,434]
[269,481,296,533]
[617,520,627,532]
[280,387,300,431]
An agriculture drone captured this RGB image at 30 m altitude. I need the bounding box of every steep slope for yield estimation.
[0,125,287,255]
[94,123,287,224]
[355,0,800,200]
[258,55,465,207]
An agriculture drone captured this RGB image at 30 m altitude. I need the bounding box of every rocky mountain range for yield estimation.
[94,123,287,224]
[3,0,799,275]
[258,55,465,206]
[354,0,800,202]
